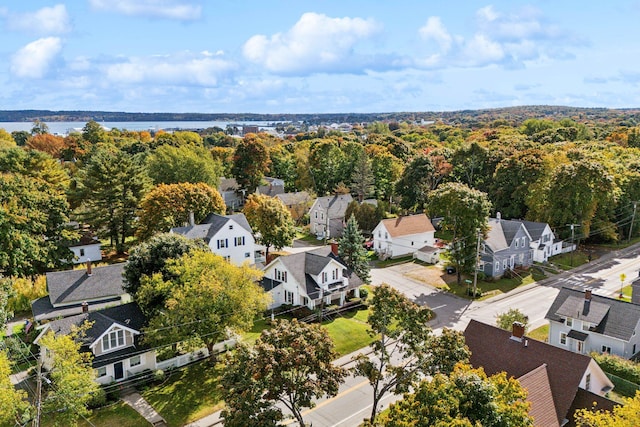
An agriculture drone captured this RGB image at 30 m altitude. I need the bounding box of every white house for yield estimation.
[260,246,363,310]
[34,303,155,385]
[171,212,257,266]
[520,220,567,262]
[68,231,102,264]
[308,194,353,239]
[545,287,640,359]
[372,214,436,259]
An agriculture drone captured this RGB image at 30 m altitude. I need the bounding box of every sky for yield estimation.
[1,1,640,114]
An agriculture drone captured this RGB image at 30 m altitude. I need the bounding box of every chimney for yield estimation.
[189,211,195,227]
[585,289,592,301]
[510,321,525,342]
[86,260,92,276]
[331,241,339,256]
[82,301,89,313]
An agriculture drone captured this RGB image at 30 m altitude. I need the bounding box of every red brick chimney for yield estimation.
[511,322,525,342]
[82,301,89,313]
[585,289,592,301]
[86,260,92,276]
[331,241,339,256]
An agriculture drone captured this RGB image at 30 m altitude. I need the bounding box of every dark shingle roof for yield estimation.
[313,195,353,218]
[32,295,122,322]
[46,263,126,306]
[516,364,560,427]
[275,191,311,206]
[565,388,618,427]
[485,218,528,252]
[171,213,253,243]
[545,287,640,341]
[556,296,610,325]
[464,319,592,426]
[520,220,549,242]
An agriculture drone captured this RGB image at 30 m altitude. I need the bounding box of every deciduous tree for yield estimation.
[351,152,375,202]
[338,215,371,283]
[496,308,529,332]
[137,182,225,241]
[222,319,347,427]
[141,251,268,360]
[574,391,640,426]
[427,182,491,285]
[378,363,532,427]
[0,350,31,426]
[39,325,102,426]
[147,144,223,188]
[243,194,295,261]
[232,134,271,193]
[123,232,207,298]
[26,133,66,158]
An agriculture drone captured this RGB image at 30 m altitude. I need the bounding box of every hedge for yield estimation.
[591,352,640,384]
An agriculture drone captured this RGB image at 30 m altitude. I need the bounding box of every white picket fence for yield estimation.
[156,338,237,370]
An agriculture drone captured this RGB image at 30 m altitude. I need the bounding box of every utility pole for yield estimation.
[629,202,638,243]
[472,228,482,299]
[568,223,581,267]
[34,357,42,427]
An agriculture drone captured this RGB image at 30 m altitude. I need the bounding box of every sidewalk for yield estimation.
[122,392,167,427]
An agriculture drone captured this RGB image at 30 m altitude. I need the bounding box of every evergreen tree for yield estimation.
[338,215,371,283]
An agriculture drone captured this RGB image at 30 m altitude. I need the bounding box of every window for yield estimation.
[130,355,141,367]
[224,255,231,262]
[515,239,519,248]
[245,252,250,258]
[80,248,85,256]
[601,345,611,354]
[322,272,327,283]
[235,236,245,246]
[96,366,107,377]
[566,318,573,327]
[301,296,308,306]
[285,290,294,304]
[411,241,414,246]
[585,373,591,390]
[326,295,331,304]
[217,239,228,249]
[560,332,567,345]
[582,322,590,331]
[102,329,125,351]
[521,237,526,246]
[315,212,318,219]
[378,230,381,237]
[577,341,584,353]
[229,224,233,230]
[495,262,500,272]
[503,259,508,269]
[385,232,388,239]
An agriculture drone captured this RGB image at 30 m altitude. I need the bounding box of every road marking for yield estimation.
[328,393,397,427]
[431,304,446,310]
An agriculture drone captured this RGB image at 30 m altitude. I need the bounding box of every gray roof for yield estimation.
[546,287,640,341]
[485,218,527,252]
[256,184,285,197]
[32,295,122,322]
[218,177,238,192]
[313,194,353,219]
[46,263,126,307]
[171,213,253,243]
[556,296,610,325]
[520,220,550,242]
[43,303,148,368]
[275,191,311,206]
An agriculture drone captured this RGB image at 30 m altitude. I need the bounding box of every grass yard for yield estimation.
[143,361,225,427]
[241,317,270,344]
[77,402,147,427]
[373,255,413,268]
[442,268,546,300]
[527,324,549,342]
[322,307,374,356]
[548,250,590,270]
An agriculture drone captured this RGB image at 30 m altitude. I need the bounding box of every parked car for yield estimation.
[363,240,374,250]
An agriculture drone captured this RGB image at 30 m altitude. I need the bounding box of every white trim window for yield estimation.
[285,290,294,304]
[560,332,567,345]
[130,355,141,367]
[102,329,125,352]
[96,366,107,377]
[566,318,573,327]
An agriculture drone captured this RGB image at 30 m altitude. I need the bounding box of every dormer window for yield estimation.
[566,318,573,327]
[582,322,591,331]
[102,329,125,352]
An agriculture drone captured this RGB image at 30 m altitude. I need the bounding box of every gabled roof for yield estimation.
[275,191,311,206]
[218,177,238,192]
[311,194,353,218]
[32,295,122,322]
[520,220,551,242]
[171,213,253,243]
[517,364,560,427]
[69,231,101,248]
[485,218,530,252]
[379,214,435,238]
[464,319,592,426]
[46,263,126,307]
[545,287,640,341]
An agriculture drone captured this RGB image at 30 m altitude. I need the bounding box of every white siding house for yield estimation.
[372,214,436,259]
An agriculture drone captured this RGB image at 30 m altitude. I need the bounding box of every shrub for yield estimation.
[8,276,47,313]
[359,287,369,300]
[592,352,640,384]
[154,369,166,382]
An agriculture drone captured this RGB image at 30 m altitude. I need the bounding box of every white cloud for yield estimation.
[89,0,201,21]
[105,52,236,86]
[6,4,71,35]
[243,12,386,75]
[11,37,62,78]
[417,6,578,70]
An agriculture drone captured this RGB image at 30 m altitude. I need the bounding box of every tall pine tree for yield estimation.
[338,215,371,283]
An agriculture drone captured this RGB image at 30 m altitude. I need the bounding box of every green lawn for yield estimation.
[78,402,147,427]
[528,324,549,342]
[322,307,374,356]
[548,250,590,270]
[143,362,225,427]
[443,268,546,300]
[373,255,413,268]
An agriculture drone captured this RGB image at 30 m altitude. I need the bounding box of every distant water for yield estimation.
[0,120,279,135]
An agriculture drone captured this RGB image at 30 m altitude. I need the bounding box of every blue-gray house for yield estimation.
[480,215,533,277]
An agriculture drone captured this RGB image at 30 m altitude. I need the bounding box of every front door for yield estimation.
[114,362,124,380]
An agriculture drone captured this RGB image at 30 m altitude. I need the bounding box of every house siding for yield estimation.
[481,227,532,278]
[70,243,102,264]
[208,219,255,265]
